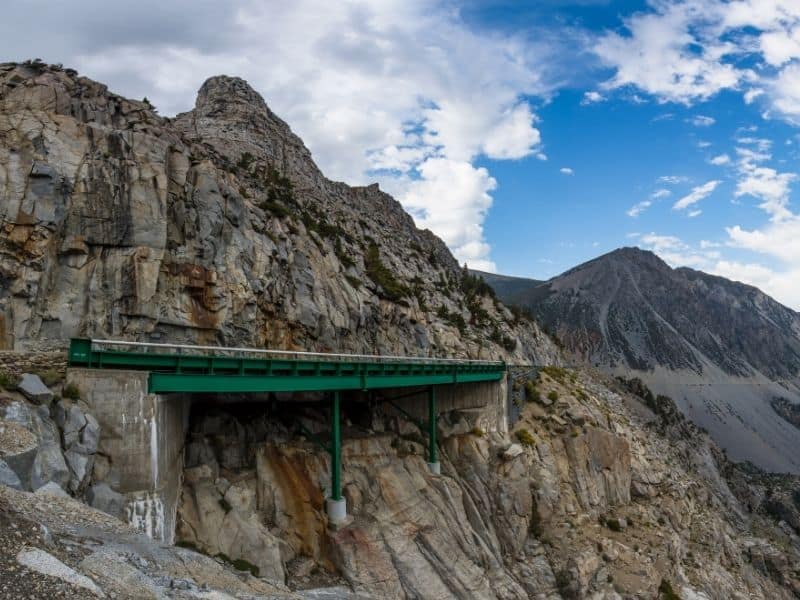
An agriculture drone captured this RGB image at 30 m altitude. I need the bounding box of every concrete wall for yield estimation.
[66,368,190,543]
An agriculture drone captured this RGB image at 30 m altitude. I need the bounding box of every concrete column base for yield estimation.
[326,497,348,524]
[427,461,441,475]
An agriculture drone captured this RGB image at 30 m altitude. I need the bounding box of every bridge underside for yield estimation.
[67,339,507,529]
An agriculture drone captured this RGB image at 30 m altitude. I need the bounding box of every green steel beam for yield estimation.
[69,338,506,395]
[331,391,342,501]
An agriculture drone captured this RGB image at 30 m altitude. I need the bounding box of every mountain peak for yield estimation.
[194,75,268,117]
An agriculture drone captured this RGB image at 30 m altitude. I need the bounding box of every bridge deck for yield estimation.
[68,338,506,394]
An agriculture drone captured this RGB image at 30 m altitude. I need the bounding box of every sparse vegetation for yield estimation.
[658,578,680,600]
[547,390,559,402]
[215,552,260,577]
[515,428,536,446]
[35,369,62,387]
[364,243,409,302]
[606,518,622,532]
[0,371,19,390]
[345,275,362,289]
[62,383,81,400]
[437,305,467,333]
[524,380,540,403]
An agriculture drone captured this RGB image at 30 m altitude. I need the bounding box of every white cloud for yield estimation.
[652,188,672,199]
[60,0,556,270]
[710,154,730,165]
[673,180,721,211]
[659,175,689,185]
[688,209,702,218]
[591,0,800,125]
[627,200,652,218]
[733,144,797,220]
[536,152,548,161]
[581,90,605,104]
[689,115,716,127]
[560,167,574,175]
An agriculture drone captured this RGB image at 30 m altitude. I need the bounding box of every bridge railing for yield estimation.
[72,338,505,368]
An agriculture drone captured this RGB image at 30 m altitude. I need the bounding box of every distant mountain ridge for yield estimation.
[479,247,800,473]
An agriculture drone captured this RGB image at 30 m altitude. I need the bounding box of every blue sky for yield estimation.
[3,1,800,307]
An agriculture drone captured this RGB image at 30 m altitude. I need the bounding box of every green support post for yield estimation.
[331,390,342,501]
[326,390,347,524]
[427,386,440,475]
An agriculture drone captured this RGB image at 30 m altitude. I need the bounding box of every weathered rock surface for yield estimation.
[17,373,54,405]
[0,61,558,367]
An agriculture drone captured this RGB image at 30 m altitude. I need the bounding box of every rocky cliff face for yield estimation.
[170,368,800,599]
[0,60,557,364]
[483,247,800,474]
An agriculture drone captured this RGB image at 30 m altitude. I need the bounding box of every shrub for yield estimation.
[0,371,19,390]
[36,369,62,387]
[606,518,622,532]
[524,380,540,403]
[259,200,291,218]
[541,366,568,383]
[547,390,559,402]
[470,426,485,437]
[658,579,680,600]
[345,275,362,289]
[62,383,81,400]
[437,305,467,334]
[515,428,536,446]
[364,243,409,302]
[236,151,256,172]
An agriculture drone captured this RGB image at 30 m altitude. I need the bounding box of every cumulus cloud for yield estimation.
[592,0,800,124]
[673,180,720,211]
[560,167,574,175]
[0,0,560,269]
[710,154,730,165]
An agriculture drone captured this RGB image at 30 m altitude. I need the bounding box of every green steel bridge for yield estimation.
[68,338,506,520]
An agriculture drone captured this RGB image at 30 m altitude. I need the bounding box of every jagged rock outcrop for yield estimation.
[0,60,557,365]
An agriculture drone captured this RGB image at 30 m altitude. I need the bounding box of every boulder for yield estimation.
[65,448,93,492]
[35,481,69,497]
[17,374,54,405]
[16,548,104,597]
[81,413,101,454]
[30,442,70,491]
[502,443,525,460]
[0,458,23,490]
[86,483,127,520]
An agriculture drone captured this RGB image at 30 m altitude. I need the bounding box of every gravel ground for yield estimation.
[0,499,101,598]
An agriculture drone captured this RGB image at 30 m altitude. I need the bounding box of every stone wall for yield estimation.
[66,368,190,543]
[0,351,67,377]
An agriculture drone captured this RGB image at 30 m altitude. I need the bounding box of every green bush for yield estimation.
[470,426,485,437]
[259,200,291,218]
[515,428,536,446]
[62,383,81,400]
[0,371,19,390]
[345,275,362,289]
[547,390,559,402]
[658,579,680,600]
[437,305,467,334]
[364,243,409,302]
[524,380,540,403]
[606,518,622,532]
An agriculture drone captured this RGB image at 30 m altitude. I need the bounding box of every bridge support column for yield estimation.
[326,390,347,524]
[427,386,440,475]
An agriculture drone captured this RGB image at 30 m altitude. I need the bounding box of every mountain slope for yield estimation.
[484,247,800,473]
[469,270,542,303]
[0,61,557,365]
